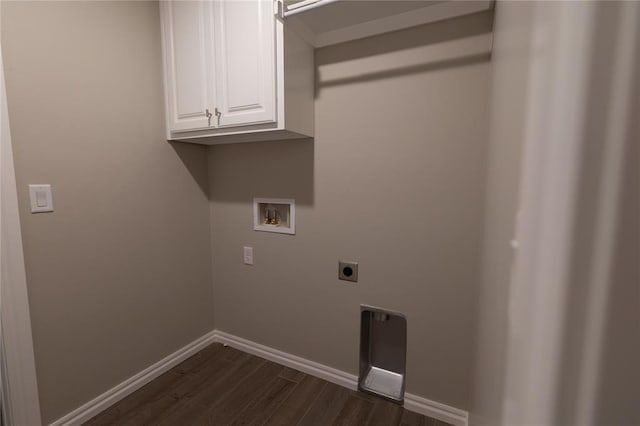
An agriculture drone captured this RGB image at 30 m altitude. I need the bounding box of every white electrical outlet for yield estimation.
[243,246,253,265]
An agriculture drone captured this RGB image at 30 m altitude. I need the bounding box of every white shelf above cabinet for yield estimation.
[281,0,493,48]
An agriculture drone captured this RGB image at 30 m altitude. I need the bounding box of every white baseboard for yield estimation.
[49,330,218,426]
[212,330,468,426]
[50,329,468,426]
[212,330,357,391]
[403,393,469,426]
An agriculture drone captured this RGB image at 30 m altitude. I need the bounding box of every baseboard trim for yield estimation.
[50,329,468,426]
[49,330,217,426]
[403,393,469,426]
[212,330,357,391]
[212,330,468,426]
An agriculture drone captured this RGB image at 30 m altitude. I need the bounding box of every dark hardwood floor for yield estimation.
[84,343,450,426]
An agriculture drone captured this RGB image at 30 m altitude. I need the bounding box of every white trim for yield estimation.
[212,330,468,426]
[49,331,218,426]
[213,330,356,391]
[1,43,43,425]
[284,0,338,15]
[403,393,469,426]
[284,0,492,48]
[501,1,605,424]
[49,329,468,426]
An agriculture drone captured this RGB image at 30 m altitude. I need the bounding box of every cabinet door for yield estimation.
[161,1,215,132]
[213,0,276,128]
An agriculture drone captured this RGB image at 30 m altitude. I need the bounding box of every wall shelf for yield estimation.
[282,0,493,48]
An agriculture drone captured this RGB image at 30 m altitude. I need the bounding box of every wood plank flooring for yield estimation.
[84,343,451,426]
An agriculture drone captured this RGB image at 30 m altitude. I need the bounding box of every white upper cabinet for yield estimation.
[159,0,314,145]
[213,0,276,127]
[160,1,215,132]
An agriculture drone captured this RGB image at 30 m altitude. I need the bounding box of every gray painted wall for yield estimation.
[208,12,493,410]
[593,92,639,425]
[5,1,635,422]
[1,2,214,423]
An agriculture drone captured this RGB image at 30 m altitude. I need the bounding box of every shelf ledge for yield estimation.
[283,0,493,48]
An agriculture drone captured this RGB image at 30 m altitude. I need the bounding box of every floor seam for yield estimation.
[294,379,329,426]
[258,375,301,426]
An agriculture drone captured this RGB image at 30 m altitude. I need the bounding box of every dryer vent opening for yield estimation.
[358,305,407,403]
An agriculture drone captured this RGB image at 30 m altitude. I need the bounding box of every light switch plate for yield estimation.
[243,246,254,265]
[28,184,54,213]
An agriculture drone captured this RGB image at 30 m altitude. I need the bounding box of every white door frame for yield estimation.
[500,2,596,423]
[1,38,43,426]
[501,1,639,425]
